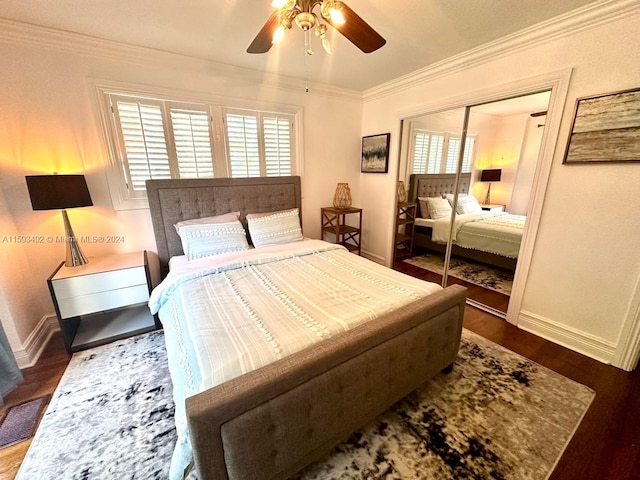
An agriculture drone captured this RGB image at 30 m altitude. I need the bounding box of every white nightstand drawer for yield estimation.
[52,266,147,300]
[57,284,150,319]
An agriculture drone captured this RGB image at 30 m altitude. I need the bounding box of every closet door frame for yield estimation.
[392,69,572,326]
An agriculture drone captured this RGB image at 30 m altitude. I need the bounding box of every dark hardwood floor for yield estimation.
[2,301,639,479]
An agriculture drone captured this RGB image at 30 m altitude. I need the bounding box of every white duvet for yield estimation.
[149,238,442,479]
[431,212,525,258]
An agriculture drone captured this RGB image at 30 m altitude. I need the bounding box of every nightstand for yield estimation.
[394,202,417,261]
[47,251,158,353]
[321,207,362,255]
[481,204,506,212]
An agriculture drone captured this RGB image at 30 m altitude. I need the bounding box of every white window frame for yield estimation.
[92,81,303,210]
[409,127,477,176]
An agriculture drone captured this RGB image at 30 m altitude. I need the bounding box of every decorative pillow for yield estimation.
[174,212,240,236]
[426,197,452,220]
[445,193,467,205]
[179,220,249,260]
[246,208,303,248]
[417,197,431,219]
[455,195,483,214]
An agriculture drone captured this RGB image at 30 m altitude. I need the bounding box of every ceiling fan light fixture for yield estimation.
[315,23,332,54]
[272,25,286,44]
[248,0,385,55]
[295,11,316,31]
[321,0,345,25]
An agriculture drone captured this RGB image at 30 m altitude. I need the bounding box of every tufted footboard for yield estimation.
[186,284,466,480]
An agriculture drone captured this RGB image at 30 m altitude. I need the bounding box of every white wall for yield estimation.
[360,10,640,365]
[0,29,363,362]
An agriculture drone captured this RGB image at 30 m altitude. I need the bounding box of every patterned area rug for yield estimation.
[17,330,594,480]
[404,254,514,295]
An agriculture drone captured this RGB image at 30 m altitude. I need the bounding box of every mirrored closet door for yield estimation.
[394,91,551,317]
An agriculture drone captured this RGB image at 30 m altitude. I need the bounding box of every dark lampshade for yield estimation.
[25,175,93,210]
[480,169,502,183]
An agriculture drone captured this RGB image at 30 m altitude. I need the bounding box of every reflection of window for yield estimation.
[104,92,297,206]
[411,129,476,174]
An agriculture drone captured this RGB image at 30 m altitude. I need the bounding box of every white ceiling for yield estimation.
[0,0,598,91]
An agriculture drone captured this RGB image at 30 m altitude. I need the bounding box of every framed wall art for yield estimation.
[361,133,390,173]
[563,87,640,164]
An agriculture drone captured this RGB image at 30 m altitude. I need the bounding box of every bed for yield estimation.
[146,176,467,480]
[409,173,524,271]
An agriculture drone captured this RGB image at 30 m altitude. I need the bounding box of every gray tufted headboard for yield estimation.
[146,176,302,278]
[408,173,471,202]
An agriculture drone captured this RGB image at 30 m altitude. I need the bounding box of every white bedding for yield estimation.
[430,212,525,258]
[149,238,442,479]
[414,217,436,228]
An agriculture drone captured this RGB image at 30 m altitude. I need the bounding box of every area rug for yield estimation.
[404,254,514,295]
[16,330,594,480]
[0,395,49,449]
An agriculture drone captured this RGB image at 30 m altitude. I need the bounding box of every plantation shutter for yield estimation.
[412,131,428,174]
[412,130,444,174]
[168,106,214,179]
[426,134,445,174]
[445,136,475,173]
[263,116,292,176]
[461,136,475,173]
[112,97,171,192]
[444,137,460,173]
[225,113,261,177]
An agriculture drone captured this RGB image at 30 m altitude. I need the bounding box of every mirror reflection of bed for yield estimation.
[393,92,551,316]
[405,172,519,313]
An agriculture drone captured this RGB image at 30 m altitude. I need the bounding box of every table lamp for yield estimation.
[480,169,502,205]
[25,174,93,267]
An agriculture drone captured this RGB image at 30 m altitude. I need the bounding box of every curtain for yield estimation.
[0,321,22,407]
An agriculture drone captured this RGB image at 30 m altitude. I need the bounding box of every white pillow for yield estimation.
[247,208,303,248]
[445,193,467,205]
[455,195,483,214]
[426,197,452,220]
[179,220,249,260]
[174,211,240,236]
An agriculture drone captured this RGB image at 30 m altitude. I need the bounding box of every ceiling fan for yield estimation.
[247,0,386,55]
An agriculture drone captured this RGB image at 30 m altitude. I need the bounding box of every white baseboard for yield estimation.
[518,310,616,364]
[13,314,60,369]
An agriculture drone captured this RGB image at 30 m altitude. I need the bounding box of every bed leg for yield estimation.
[441,363,454,374]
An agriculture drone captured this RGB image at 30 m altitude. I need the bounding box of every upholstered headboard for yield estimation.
[408,173,471,202]
[146,176,302,277]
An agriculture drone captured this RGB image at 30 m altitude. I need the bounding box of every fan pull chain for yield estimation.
[304,30,310,93]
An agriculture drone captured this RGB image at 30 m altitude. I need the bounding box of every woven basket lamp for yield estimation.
[333,182,352,208]
[397,180,407,203]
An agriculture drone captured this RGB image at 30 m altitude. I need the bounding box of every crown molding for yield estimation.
[363,0,640,102]
[0,18,362,102]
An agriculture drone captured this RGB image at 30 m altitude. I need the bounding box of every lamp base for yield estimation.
[483,184,492,206]
[61,210,88,267]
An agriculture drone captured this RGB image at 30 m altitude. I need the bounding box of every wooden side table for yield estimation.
[47,251,158,353]
[321,207,362,255]
[394,202,417,261]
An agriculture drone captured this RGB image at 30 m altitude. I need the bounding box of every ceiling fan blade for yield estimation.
[247,12,280,54]
[327,2,386,53]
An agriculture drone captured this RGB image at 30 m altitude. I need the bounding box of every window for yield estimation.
[102,91,298,208]
[224,110,293,178]
[411,129,476,175]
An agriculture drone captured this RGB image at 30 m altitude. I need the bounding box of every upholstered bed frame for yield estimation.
[146,176,467,480]
[409,173,517,271]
